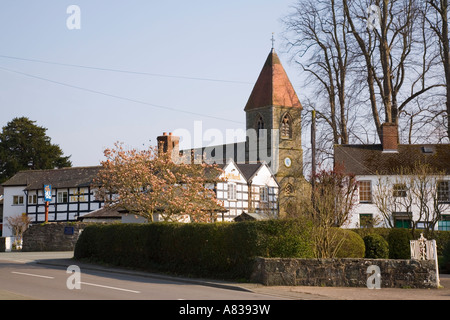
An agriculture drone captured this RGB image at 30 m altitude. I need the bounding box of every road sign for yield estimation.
[44,185,52,202]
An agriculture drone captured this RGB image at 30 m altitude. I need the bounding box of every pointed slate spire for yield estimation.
[244,49,302,111]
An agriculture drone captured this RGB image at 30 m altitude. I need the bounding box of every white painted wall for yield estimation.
[2,186,27,237]
[348,175,450,230]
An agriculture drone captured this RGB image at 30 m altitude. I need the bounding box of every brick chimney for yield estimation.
[157,132,180,159]
[381,123,398,152]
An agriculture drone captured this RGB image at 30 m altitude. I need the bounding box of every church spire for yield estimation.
[244,48,302,111]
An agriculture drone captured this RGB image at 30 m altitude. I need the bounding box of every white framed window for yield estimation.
[228,183,236,201]
[359,181,372,203]
[260,186,269,202]
[438,180,450,203]
[13,195,24,205]
[57,191,68,203]
[393,183,407,197]
[28,194,37,204]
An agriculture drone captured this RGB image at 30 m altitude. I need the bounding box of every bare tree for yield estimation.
[426,0,450,139]
[6,214,32,250]
[283,0,357,148]
[372,164,450,235]
[288,166,359,258]
[343,0,444,142]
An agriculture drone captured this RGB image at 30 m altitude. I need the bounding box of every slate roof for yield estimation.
[79,206,123,220]
[1,166,101,190]
[334,144,450,175]
[244,49,302,111]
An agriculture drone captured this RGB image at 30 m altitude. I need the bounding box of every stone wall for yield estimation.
[22,222,89,252]
[251,257,439,289]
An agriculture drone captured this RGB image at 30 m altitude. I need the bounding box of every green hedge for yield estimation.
[353,228,450,256]
[363,234,389,259]
[334,228,365,258]
[74,219,314,280]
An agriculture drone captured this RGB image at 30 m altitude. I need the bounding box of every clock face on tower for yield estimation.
[284,157,292,168]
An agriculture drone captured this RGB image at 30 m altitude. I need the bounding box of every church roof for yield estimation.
[244,49,302,111]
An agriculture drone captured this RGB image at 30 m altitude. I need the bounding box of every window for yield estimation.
[394,212,412,229]
[57,191,68,203]
[280,113,292,139]
[359,214,374,228]
[416,221,431,230]
[28,194,37,204]
[438,181,450,203]
[260,186,268,202]
[13,195,24,205]
[359,181,372,203]
[395,219,412,229]
[257,116,264,138]
[439,216,450,231]
[228,183,236,201]
[393,184,407,197]
[284,184,294,196]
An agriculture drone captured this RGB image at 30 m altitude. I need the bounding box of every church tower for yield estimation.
[244,48,304,216]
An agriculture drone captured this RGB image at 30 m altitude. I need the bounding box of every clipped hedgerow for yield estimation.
[364,234,389,259]
[388,228,413,259]
[74,218,314,280]
[333,228,366,258]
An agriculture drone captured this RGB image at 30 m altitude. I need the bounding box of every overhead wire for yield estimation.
[0,54,253,85]
[0,65,245,125]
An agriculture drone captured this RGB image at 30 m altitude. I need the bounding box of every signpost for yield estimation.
[44,185,52,223]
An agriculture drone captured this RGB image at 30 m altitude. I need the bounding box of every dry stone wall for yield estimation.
[251,257,438,289]
[22,222,89,252]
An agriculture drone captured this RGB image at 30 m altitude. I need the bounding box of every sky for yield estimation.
[0,0,306,167]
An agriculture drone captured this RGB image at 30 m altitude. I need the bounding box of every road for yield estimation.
[0,251,285,301]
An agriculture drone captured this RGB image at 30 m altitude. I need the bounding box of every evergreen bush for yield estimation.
[363,234,389,259]
[387,228,413,259]
[333,228,365,258]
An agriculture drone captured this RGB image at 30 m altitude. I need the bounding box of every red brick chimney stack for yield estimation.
[157,132,180,158]
[381,123,398,152]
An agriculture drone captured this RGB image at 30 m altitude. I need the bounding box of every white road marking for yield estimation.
[79,282,141,294]
[11,271,55,279]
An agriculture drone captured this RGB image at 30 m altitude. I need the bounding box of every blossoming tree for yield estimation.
[94,142,225,222]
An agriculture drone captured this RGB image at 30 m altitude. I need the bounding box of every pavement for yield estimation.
[2,251,450,300]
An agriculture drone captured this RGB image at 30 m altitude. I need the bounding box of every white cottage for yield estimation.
[1,166,103,237]
[335,123,450,231]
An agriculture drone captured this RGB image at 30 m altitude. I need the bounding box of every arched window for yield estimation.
[284,183,294,196]
[256,115,264,138]
[280,113,292,139]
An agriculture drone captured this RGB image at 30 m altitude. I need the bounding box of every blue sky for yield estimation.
[0,0,305,167]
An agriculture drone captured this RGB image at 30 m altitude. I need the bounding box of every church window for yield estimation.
[281,113,292,139]
[257,116,265,138]
[284,183,294,196]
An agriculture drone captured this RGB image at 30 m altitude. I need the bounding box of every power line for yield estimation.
[0,65,245,125]
[0,54,253,85]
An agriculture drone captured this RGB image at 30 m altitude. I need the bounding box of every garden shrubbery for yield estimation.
[74,219,315,280]
[333,228,366,258]
[363,234,389,259]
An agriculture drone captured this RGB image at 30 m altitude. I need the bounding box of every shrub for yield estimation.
[440,239,450,274]
[74,218,314,280]
[333,228,365,258]
[387,228,413,259]
[364,234,389,259]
